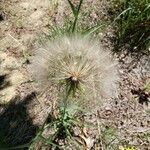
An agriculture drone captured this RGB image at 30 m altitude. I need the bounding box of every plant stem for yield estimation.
[72,0,84,33]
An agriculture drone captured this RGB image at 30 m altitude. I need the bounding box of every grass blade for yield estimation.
[67,0,77,16]
[83,23,107,36]
[67,0,84,33]
[113,7,132,22]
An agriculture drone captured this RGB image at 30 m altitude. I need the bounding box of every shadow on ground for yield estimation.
[0,92,37,150]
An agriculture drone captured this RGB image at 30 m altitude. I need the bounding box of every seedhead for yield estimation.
[31,36,119,111]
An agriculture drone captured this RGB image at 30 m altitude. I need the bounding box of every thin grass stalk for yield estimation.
[72,0,84,33]
[67,0,84,33]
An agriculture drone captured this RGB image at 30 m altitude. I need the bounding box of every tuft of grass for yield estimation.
[28,100,84,149]
[111,0,150,53]
[47,0,107,39]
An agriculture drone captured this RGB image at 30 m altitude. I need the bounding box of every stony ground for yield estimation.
[0,0,150,149]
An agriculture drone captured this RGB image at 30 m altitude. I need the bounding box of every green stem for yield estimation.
[72,0,84,33]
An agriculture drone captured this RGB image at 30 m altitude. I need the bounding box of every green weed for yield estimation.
[29,0,119,149]
[47,0,107,39]
[111,0,150,53]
